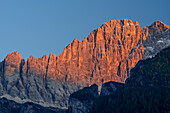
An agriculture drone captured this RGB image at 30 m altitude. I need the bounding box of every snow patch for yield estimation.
[146,47,154,51]
[148,55,153,58]
[167,40,170,43]
[164,29,169,33]
[157,40,164,43]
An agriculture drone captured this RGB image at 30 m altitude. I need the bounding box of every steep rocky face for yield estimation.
[100,81,124,96]
[68,84,99,113]
[0,52,81,108]
[143,21,170,59]
[0,19,169,109]
[0,52,23,97]
[0,62,3,95]
[56,19,147,87]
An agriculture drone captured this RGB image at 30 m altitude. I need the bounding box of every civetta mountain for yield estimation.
[0,19,169,110]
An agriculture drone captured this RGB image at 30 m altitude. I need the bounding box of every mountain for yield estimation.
[90,46,170,113]
[0,19,169,109]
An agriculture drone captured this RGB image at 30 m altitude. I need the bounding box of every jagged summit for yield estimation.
[4,51,22,76]
[101,19,139,26]
[150,20,170,29]
[3,19,170,81]
[0,19,169,108]
[88,19,142,42]
[5,51,22,60]
[3,19,170,82]
[4,19,168,62]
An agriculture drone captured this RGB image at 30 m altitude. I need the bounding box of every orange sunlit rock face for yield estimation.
[4,51,22,76]
[22,55,48,79]
[56,19,146,85]
[2,19,170,87]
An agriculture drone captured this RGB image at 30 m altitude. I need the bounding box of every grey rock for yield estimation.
[68,84,98,113]
[0,97,66,113]
[100,81,124,96]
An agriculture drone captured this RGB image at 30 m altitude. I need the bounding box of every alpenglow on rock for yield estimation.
[0,19,169,108]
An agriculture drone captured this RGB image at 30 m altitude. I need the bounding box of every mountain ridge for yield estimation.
[0,19,169,108]
[3,19,169,62]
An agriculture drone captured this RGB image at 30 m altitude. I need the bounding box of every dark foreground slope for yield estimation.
[0,97,66,113]
[67,82,124,113]
[90,46,170,113]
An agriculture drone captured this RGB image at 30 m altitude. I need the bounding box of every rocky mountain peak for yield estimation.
[144,20,170,36]
[150,20,170,30]
[88,19,143,44]
[0,19,169,109]
[4,51,22,76]
[143,21,170,59]
[49,53,56,61]
[27,55,34,61]
[83,37,88,43]
[5,51,22,61]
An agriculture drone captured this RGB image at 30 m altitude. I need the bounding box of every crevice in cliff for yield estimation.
[45,56,56,103]
[51,93,55,103]
[19,59,25,88]
[1,61,9,94]
[117,62,121,77]
[26,61,29,76]
[93,31,97,53]
[1,60,6,92]
[126,60,130,78]
[25,61,29,98]
[34,77,40,92]
[45,57,50,89]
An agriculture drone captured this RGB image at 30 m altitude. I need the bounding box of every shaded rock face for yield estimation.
[143,21,170,59]
[68,84,98,113]
[0,19,169,108]
[100,81,124,96]
[68,82,124,113]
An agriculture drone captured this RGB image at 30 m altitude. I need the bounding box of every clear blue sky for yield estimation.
[0,0,170,61]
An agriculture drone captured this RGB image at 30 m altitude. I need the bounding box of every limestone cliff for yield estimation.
[0,19,169,108]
